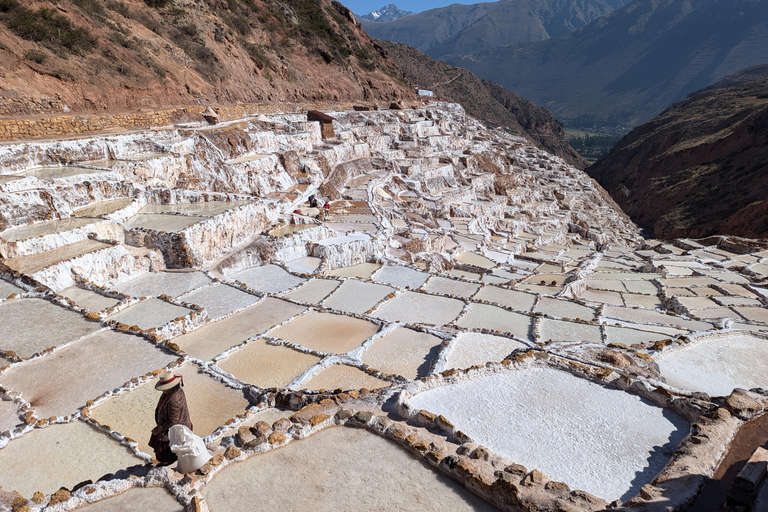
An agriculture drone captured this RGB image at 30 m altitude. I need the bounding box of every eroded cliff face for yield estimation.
[0,0,414,117]
[587,74,768,240]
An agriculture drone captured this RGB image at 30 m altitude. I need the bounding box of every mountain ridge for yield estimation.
[357,4,414,22]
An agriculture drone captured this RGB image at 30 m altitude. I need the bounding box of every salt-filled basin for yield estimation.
[0,217,99,242]
[217,339,321,389]
[373,265,430,289]
[604,326,671,346]
[71,198,134,218]
[457,303,532,340]
[655,333,768,396]
[0,329,176,419]
[202,427,495,511]
[361,327,442,379]
[107,298,193,330]
[421,276,480,298]
[321,279,393,314]
[124,213,202,232]
[0,298,101,358]
[23,166,109,180]
[539,318,602,343]
[457,251,496,269]
[113,271,212,298]
[3,239,112,275]
[534,297,596,321]
[474,285,536,312]
[75,487,184,512]
[174,298,305,361]
[60,286,121,312]
[178,283,259,321]
[372,292,464,326]
[89,364,248,455]
[270,311,379,354]
[230,264,306,294]
[328,263,381,279]
[280,278,340,304]
[0,400,21,432]
[0,279,25,299]
[285,256,321,274]
[0,420,142,497]
[299,364,391,391]
[406,368,688,502]
[444,332,527,370]
[139,200,250,216]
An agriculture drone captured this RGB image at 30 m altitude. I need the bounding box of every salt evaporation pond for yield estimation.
[202,427,495,511]
[655,333,768,396]
[76,487,183,511]
[406,368,688,502]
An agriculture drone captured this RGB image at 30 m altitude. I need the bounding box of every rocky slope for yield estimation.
[0,0,414,117]
[362,0,628,57]
[587,66,768,239]
[377,40,586,168]
[449,0,768,131]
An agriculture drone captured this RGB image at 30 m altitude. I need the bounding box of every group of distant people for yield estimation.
[292,194,331,218]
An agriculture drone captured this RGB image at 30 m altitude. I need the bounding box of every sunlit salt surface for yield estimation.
[372,292,464,326]
[173,298,305,360]
[178,283,259,321]
[534,297,596,320]
[113,271,212,298]
[444,333,527,370]
[280,278,340,304]
[71,198,134,218]
[0,279,25,299]
[300,364,391,391]
[604,326,671,345]
[0,420,142,497]
[0,298,101,358]
[656,333,768,396]
[285,256,321,274]
[321,279,393,314]
[270,311,379,354]
[107,298,193,330]
[202,427,495,511]
[230,264,306,293]
[474,285,536,312]
[23,166,109,180]
[0,218,99,242]
[407,369,688,502]
[0,329,176,418]
[327,263,380,278]
[421,276,480,298]
[0,400,21,432]
[734,307,768,323]
[217,339,321,388]
[602,306,712,331]
[539,318,603,343]
[139,201,250,216]
[373,265,430,289]
[75,486,184,512]
[361,327,441,379]
[4,239,111,275]
[60,286,121,312]
[456,303,532,340]
[90,365,248,455]
[123,213,202,232]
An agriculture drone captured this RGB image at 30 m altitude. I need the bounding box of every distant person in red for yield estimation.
[149,371,193,465]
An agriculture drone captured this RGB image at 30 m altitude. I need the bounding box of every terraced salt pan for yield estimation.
[457,303,532,340]
[539,319,602,343]
[457,251,497,269]
[0,420,142,497]
[516,283,563,296]
[373,265,430,289]
[622,293,663,309]
[0,279,25,299]
[299,364,391,391]
[444,333,527,370]
[107,298,193,330]
[270,311,380,354]
[447,268,481,280]
[373,292,464,326]
[60,286,121,312]
[0,298,101,358]
[124,213,202,232]
[407,369,688,502]
[24,166,109,180]
[90,364,248,454]
[361,327,442,379]
[76,487,184,512]
[280,278,340,304]
[581,289,625,306]
[0,218,99,242]
[71,198,134,218]
[656,333,768,396]
[174,298,305,360]
[139,201,250,216]
[694,308,743,320]
[217,339,321,388]
[733,307,768,323]
[285,256,321,274]
[0,329,175,418]
[421,276,480,298]
[321,280,393,314]
[230,264,306,293]
[604,326,672,345]
[202,426,494,511]
[113,271,212,298]
[0,400,21,432]
[534,297,595,320]
[3,239,111,274]
[178,283,258,321]
[602,306,713,331]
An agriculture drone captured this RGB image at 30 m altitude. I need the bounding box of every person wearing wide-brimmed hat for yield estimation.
[149,371,193,464]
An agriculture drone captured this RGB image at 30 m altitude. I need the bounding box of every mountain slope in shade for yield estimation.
[362,0,628,57]
[358,4,414,22]
[449,0,768,130]
[587,66,768,239]
[377,40,586,168]
[0,0,413,117]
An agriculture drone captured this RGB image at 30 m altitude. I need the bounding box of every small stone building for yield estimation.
[307,110,336,139]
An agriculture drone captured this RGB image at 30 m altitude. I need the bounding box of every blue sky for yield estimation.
[340,0,476,15]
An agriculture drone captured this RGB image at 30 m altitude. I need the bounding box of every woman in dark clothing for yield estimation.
[149,371,193,464]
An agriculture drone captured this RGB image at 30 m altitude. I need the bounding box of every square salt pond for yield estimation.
[178,283,259,321]
[230,264,306,293]
[372,292,464,326]
[0,280,25,299]
[279,279,341,304]
[0,329,176,418]
[107,298,193,331]
[456,303,533,340]
[59,286,121,312]
[474,285,536,312]
[321,279,393,314]
[113,271,212,298]
[298,364,391,391]
[443,332,527,370]
[217,339,321,388]
[539,318,602,343]
[372,265,430,289]
[70,487,183,512]
[421,276,480,299]
[361,327,442,379]
[270,311,380,354]
[405,368,688,502]
[533,297,595,321]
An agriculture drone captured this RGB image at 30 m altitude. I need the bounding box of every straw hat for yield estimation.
[155,371,183,391]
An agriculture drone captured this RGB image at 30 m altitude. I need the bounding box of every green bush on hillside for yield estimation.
[0,2,97,55]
